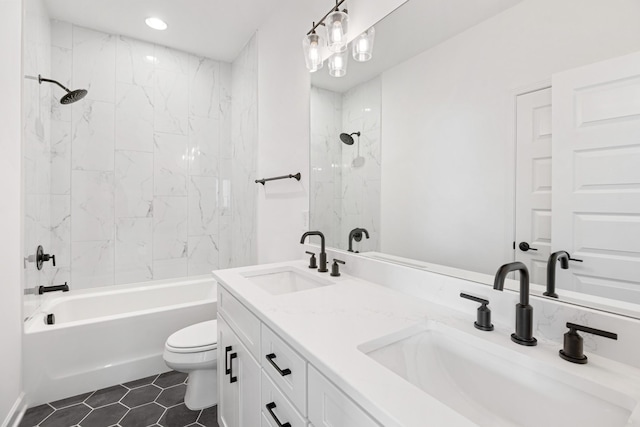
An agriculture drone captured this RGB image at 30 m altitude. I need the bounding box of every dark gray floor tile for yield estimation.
[121,385,162,408]
[119,403,164,427]
[122,375,158,390]
[155,384,186,408]
[197,405,218,427]
[50,392,93,409]
[153,371,187,388]
[158,403,199,427]
[79,403,128,427]
[19,404,54,427]
[85,385,128,409]
[41,404,91,427]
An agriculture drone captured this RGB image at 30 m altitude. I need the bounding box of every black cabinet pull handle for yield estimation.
[224,346,232,375]
[266,402,291,427]
[519,242,537,252]
[265,353,291,376]
[229,353,237,383]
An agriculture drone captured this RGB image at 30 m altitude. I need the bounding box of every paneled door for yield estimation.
[552,51,640,303]
[515,87,553,284]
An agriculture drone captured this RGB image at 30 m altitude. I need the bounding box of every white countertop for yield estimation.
[213,260,640,427]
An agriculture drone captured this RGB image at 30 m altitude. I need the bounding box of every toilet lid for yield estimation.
[166,320,218,353]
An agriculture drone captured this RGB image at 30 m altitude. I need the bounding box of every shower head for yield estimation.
[38,75,88,105]
[61,89,88,105]
[340,131,361,145]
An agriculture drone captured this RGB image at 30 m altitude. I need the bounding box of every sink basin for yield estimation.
[242,266,333,295]
[359,322,638,427]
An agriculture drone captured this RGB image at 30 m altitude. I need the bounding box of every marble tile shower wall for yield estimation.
[23,0,52,319]
[310,86,343,247]
[340,76,381,251]
[46,21,237,290]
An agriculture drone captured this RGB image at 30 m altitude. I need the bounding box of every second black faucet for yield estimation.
[300,231,328,272]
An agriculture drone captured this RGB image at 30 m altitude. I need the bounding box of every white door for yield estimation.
[553,51,640,303]
[515,87,553,285]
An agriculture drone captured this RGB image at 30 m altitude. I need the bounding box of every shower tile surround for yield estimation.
[310,77,381,252]
[23,18,258,318]
[19,371,219,427]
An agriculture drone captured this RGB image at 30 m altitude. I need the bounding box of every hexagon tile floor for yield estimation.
[19,371,218,427]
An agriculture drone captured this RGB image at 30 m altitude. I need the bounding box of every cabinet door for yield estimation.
[308,366,380,427]
[218,315,261,427]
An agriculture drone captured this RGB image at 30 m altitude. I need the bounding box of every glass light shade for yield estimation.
[326,10,349,52]
[302,32,325,72]
[328,50,348,77]
[352,27,375,62]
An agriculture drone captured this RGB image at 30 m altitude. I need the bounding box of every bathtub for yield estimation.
[23,275,217,406]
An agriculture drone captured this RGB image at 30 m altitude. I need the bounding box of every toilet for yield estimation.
[163,319,218,410]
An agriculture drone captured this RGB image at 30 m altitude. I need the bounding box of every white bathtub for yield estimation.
[23,275,217,406]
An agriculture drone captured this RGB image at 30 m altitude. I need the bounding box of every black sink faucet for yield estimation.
[546,251,583,298]
[300,231,328,272]
[493,261,537,346]
[348,228,369,253]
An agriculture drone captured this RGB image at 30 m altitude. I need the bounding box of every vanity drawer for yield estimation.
[218,286,261,360]
[261,371,306,427]
[308,366,380,427]
[261,324,307,416]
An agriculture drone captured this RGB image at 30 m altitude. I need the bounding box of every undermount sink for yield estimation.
[359,321,639,427]
[242,266,333,295]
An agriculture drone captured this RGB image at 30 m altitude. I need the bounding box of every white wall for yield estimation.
[256,0,406,263]
[0,0,24,423]
[381,0,640,274]
[231,34,259,267]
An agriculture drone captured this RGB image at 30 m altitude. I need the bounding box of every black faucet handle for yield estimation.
[305,251,317,269]
[460,293,488,305]
[569,256,583,262]
[330,259,345,277]
[560,322,617,364]
[460,293,493,331]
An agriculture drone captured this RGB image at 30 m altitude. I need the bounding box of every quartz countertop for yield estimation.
[213,260,640,427]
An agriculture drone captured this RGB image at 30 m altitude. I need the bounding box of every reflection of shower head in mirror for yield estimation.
[38,75,88,105]
[340,131,361,145]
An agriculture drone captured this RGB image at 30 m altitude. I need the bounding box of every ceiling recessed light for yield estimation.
[145,17,167,31]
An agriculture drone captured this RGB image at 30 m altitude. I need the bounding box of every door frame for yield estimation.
[505,79,552,263]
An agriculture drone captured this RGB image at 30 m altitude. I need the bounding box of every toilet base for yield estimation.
[184,368,218,410]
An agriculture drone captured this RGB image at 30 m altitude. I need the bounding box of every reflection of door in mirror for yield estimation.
[552,52,640,304]
[309,78,382,252]
[514,87,552,285]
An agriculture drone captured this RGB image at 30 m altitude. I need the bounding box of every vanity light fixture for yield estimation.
[303,0,347,72]
[328,50,348,77]
[352,27,375,62]
[326,6,349,52]
[303,25,325,73]
[145,17,168,31]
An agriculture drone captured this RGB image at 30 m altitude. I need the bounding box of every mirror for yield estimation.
[309,0,640,317]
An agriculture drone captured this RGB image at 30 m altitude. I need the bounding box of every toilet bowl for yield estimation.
[163,319,218,410]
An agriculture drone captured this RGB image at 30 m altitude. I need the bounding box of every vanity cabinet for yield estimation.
[217,285,381,427]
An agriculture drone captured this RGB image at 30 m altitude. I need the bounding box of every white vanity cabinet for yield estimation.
[217,285,381,427]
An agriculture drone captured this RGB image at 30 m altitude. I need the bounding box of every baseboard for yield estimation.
[2,392,27,427]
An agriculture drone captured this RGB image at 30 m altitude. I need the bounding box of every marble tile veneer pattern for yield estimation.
[23,20,258,303]
[19,371,218,427]
[309,76,381,253]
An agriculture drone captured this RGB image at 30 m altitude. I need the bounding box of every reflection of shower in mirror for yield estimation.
[340,131,365,167]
